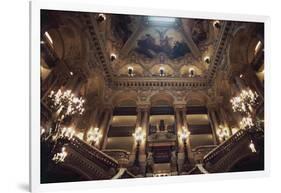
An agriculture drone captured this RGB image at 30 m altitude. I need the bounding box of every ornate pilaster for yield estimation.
[174,102,192,173]
[131,102,150,176]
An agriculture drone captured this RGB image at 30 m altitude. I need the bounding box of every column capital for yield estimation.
[136,102,151,112]
[173,102,186,110]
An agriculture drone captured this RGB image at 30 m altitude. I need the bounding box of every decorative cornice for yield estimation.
[82,13,235,91]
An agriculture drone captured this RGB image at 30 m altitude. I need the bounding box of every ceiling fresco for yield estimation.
[106,14,219,78]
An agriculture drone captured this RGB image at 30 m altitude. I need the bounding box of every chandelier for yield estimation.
[48,89,85,120]
[230,89,258,114]
[59,127,76,139]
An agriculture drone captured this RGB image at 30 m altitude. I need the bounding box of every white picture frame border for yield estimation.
[30,0,271,192]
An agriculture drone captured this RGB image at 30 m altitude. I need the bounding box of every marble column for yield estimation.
[135,104,150,156]
[132,103,150,175]
[175,108,182,135]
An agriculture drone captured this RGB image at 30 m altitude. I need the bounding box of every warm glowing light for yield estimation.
[240,116,254,129]
[52,147,68,163]
[179,127,190,141]
[76,132,84,140]
[70,71,73,76]
[110,53,117,61]
[48,89,85,120]
[59,127,75,139]
[87,127,102,145]
[189,68,195,77]
[128,66,134,77]
[41,128,45,135]
[255,41,262,55]
[204,56,210,64]
[159,67,165,77]
[133,127,145,143]
[98,14,106,21]
[216,125,230,142]
[230,89,258,113]
[213,20,221,28]
[44,31,53,44]
[249,140,257,153]
[232,128,239,134]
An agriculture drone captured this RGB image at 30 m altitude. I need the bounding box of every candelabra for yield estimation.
[52,147,68,164]
[179,127,190,142]
[216,125,230,142]
[46,89,85,136]
[86,127,102,146]
[132,127,144,167]
[239,116,254,130]
[59,127,76,139]
[48,89,85,121]
[179,127,191,171]
[133,127,145,144]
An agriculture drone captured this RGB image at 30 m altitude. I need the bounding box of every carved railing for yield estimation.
[147,131,177,142]
[54,136,120,180]
[103,149,130,167]
[187,128,263,174]
[113,77,208,90]
[192,145,218,163]
[202,128,263,173]
[203,130,247,164]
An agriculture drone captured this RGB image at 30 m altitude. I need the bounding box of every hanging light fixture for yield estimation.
[230,89,258,113]
[52,147,68,164]
[48,89,86,120]
[87,127,102,146]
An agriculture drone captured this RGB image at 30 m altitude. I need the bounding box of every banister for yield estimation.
[203,129,247,164]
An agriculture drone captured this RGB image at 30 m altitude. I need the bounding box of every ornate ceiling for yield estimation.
[81,13,234,90]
